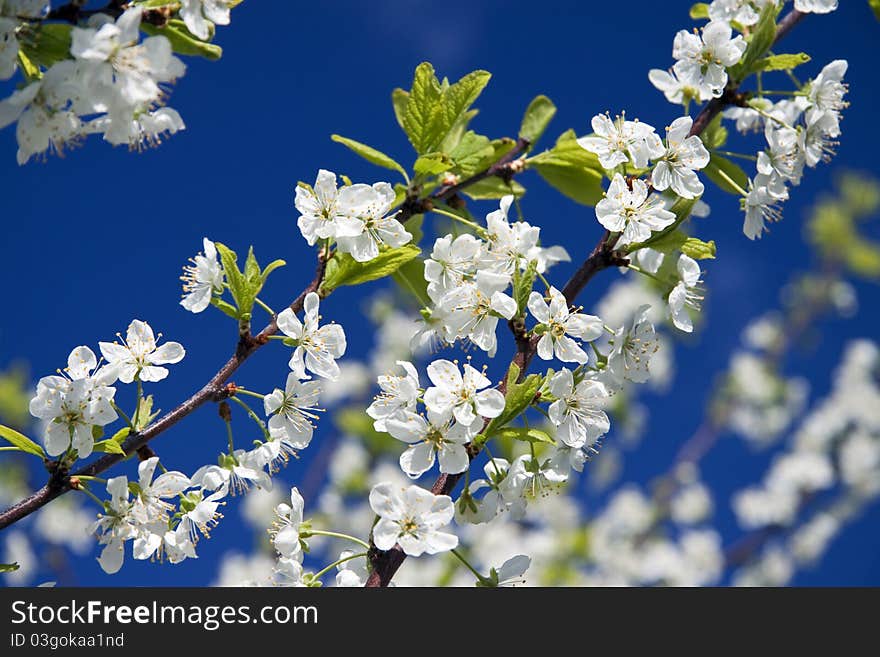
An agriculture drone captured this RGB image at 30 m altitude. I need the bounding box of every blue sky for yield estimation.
[1,1,879,585]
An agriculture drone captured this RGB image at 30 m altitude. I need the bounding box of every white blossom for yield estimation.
[180,237,223,313]
[548,368,611,448]
[366,361,421,431]
[179,0,233,41]
[99,319,185,384]
[264,373,323,454]
[577,113,664,170]
[386,409,474,478]
[607,305,659,384]
[277,292,347,380]
[596,174,676,246]
[668,254,703,333]
[369,482,458,556]
[528,286,603,364]
[423,359,505,428]
[335,182,412,262]
[672,20,746,101]
[652,116,710,199]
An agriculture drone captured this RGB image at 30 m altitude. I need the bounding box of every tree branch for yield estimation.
[0,257,327,531]
[366,8,810,587]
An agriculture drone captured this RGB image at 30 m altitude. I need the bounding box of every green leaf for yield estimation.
[513,260,538,315]
[331,135,408,181]
[18,23,72,69]
[110,427,131,445]
[392,257,431,307]
[700,113,728,151]
[260,259,286,284]
[214,243,247,315]
[449,131,495,177]
[391,88,409,131]
[755,53,811,72]
[461,176,526,200]
[495,427,555,445]
[485,364,542,437]
[681,237,717,260]
[689,3,710,19]
[0,424,45,459]
[211,297,239,319]
[704,153,749,195]
[737,3,779,77]
[93,439,126,455]
[320,245,422,294]
[135,395,158,432]
[0,562,20,573]
[414,152,454,176]
[140,20,222,60]
[399,63,491,155]
[518,95,557,146]
[871,0,880,21]
[16,50,40,80]
[401,63,444,154]
[529,129,604,206]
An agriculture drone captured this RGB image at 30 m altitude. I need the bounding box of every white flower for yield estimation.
[191,450,271,497]
[71,8,185,108]
[270,487,305,560]
[742,175,783,240]
[264,373,323,453]
[456,458,513,524]
[275,556,306,587]
[648,68,700,105]
[91,475,136,574]
[386,409,474,478]
[668,254,704,333]
[295,170,364,246]
[577,113,664,170]
[607,305,659,384]
[442,272,517,357]
[29,347,118,458]
[486,554,531,587]
[180,237,223,313]
[672,20,746,101]
[176,488,224,544]
[794,0,837,13]
[482,195,539,275]
[335,550,370,587]
[90,104,185,149]
[806,59,848,135]
[369,482,458,556]
[595,174,676,246]
[179,0,233,41]
[528,286,603,364]
[423,359,505,428]
[335,182,412,262]
[652,116,710,199]
[425,233,483,302]
[0,65,82,164]
[277,292,347,380]
[131,457,191,561]
[99,319,185,384]
[548,369,611,448]
[366,361,420,431]
[708,0,762,26]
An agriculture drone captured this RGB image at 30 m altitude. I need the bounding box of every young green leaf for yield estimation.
[681,237,717,260]
[495,427,555,445]
[320,245,422,294]
[414,152,454,176]
[755,52,811,72]
[462,177,526,200]
[140,20,223,60]
[484,364,543,437]
[449,131,495,177]
[0,563,20,573]
[93,439,126,455]
[17,23,73,69]
[529,130,604,206]
[331,135,408,181]
[519,95,557,146]
[0,424,45,459]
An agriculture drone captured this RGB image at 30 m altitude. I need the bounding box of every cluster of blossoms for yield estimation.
[417,195,570,355]
[295,170,413,263]
[649,1,848,239]
[29,320,184,458]
[0,2,237,163]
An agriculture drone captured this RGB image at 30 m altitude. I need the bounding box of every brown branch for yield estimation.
[366,8,810,587]
[0,257,327,531]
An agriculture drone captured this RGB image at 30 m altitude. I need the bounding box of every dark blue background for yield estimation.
[1,1,878,585]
